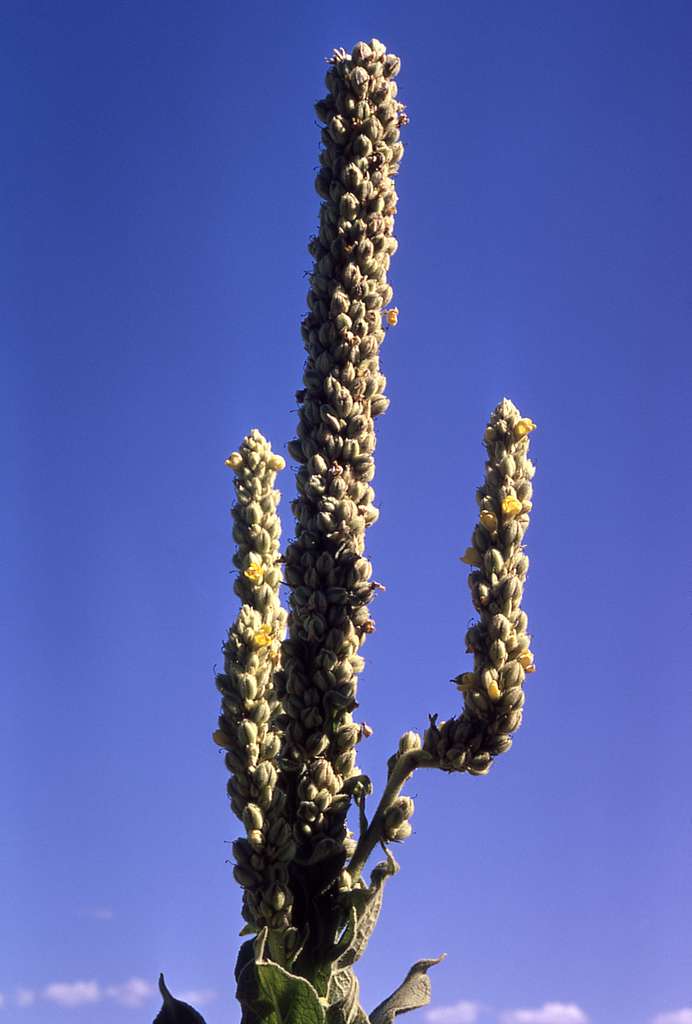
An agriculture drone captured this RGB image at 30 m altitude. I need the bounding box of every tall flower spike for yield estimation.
[214,429,294,931]
[425,399,536,775]
[276,39,405,857]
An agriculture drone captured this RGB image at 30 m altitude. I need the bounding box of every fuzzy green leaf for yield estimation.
[332,908,358,962]
[255,961,326,1024]
[236,930,327,1024]
[338,849,397,970]
[236,939,257,983]
[326,968,366,1024]
[369,956,445,1024]
[337,887,383,970]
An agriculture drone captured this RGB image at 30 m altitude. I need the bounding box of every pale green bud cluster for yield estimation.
[214,430,294,930]
[424,399,536,775]
[382,795,415,843]
[276,39,406,852]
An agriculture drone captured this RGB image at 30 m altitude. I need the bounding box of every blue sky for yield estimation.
[3,2,691,1022]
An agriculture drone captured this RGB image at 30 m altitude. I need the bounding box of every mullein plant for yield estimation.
[155,38,537,1024]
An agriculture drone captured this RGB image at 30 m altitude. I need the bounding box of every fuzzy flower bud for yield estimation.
[225,452,243,470]
[397,730,422,755]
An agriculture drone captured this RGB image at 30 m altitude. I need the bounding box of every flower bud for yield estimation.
[388,821,412,843]
[480,509,498,532]
[397,730,422,754]
[489,639,508,668]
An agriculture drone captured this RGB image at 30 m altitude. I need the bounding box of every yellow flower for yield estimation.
[486,680,502,701]
[225,452,243,470]
[514,418,537,439]
[243,560,264,584]
[501,495,523,519]
[268,453,286,471]
[460,547,482,566]
[385,307,399,326]
[480,509,498,532]
[252,624,274,648]
[517,649,534,670]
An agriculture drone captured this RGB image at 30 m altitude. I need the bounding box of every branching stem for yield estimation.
[348,749,437,882]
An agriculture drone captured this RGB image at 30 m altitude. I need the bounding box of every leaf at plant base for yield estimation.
[153,974,207,1023]
[338,888,382,970]
[326,967,365,1024]
[236,939,258,983]
[266,926,306,970]
[338,849,398,970]
[236,959,261,1017]
[332,907,358,961]
[369,956,445,1024]
[255,960,326,1024]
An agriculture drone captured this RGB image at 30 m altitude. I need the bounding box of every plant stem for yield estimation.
[348,749,436,882]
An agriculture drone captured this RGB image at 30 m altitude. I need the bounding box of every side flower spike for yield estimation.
[214,429,294,932]
[426,398,537,776]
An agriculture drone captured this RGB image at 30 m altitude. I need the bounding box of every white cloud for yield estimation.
[105,978,155,1008]
[16,988,36,1008]
[177,988,218,1008]
[20,975,212,1012]
[500,1003,588,1024]
[43,981,101,1007]
[653,1011,692,1024]
[426,1001,481,1024]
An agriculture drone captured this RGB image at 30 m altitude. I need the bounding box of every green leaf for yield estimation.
[266,926,307,970]
[337,888,382,970]
[369,956,445,1024]
[332,908,358,961]
[236,939,258,984]
[237,931,327,1024]
[153,974,207,1023]
[254,927,270,962]
[338,848,398,970]
[236,960,262,1021]
[326,968,363,1024]
[255,961,326,1024]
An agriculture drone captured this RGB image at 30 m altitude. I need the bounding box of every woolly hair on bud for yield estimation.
[214,429,294,931]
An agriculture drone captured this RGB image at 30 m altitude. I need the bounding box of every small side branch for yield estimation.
[348,749,437,882]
